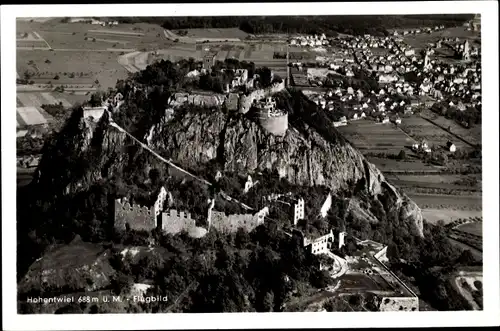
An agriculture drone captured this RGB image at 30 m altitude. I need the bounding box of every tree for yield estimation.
[110,273,133,295]
[456,249,476,266]
[54,74,60,80]
[261,291,274,312]
[54,303,83,314]
[235,227,250,249]
[23,70,34,81]
[397,150,407,160]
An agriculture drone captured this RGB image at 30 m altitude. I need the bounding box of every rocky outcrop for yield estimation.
[34,100,424,237]
[238,81,286,114]
[143,110,423,236]
[19,237,116,294]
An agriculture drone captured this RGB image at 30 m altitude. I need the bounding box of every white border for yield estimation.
[2,2,499,330]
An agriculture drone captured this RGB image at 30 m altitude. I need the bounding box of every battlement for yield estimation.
[209,207,268,234]
[161,208,196,235]
[114,199,156,231]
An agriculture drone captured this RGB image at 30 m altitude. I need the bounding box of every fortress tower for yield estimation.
[202,52,216,72]
[256,96,288,137]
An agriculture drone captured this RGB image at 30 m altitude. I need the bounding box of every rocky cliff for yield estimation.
[147,109,423,236]
[33,95,423,237]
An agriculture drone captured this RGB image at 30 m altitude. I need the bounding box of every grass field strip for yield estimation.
[17,106,47,125]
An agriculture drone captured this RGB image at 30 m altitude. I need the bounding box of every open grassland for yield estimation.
[177,28,249,39]
[388,173,481,193]
[455,222,482,237]
[17,91,75,108]
[409,193,481,211]
[17,50,128,90]
[420,109,481,147]
[402,26,481,50]
[399,116,473,150]
[338,120,417,155]
[422,209,482,225]
[18,20,176,53]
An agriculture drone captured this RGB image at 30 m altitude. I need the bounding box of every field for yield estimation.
[172,28,249,41]
[338,120,418,154]
[402,26,481,51]
[400,116,474,151]
[420,110,481,147]
[388,174,482,193]
[17,91,77,108]
[123,42,289,77]
[409,193,481,211]
[17,49,128,90]
[422,209,482,225]
[337,118,482,224]
[455,222,482,237]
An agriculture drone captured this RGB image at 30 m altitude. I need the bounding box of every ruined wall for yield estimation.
[378,297,419,312]
[259,112,288,137]
[83,107,107,122]
[170,93,227,108]
[161,209,196,234]
[114,199,156,231]
[238,81,286,114]
[210,209,267,233]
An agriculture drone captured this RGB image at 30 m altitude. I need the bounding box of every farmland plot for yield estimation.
[423,113,481,147]
[455,222,482,237]
[338,120,417,154]
[400,116,472,150]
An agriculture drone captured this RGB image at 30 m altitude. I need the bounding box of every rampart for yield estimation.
[238,81,286,114]
[83,107,107,122]
[114,199,156,231]
[259,112,288,137]
[161,209,196,234]
[170,93,227,108]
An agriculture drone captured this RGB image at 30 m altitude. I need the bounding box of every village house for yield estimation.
[447,141,457,153]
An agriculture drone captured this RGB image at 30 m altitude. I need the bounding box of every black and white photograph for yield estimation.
[2,2,499,330]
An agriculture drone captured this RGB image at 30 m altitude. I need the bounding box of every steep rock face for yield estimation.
[146,110,423,236]
[34,107,423,236]
[19,238,115,294]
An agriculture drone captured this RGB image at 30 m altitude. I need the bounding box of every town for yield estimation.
[15,14,482,314]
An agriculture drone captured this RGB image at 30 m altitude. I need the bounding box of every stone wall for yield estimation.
[210,207,268,233]
[170,93,227,108]
[259,112,288,137]
[83,107,107,122]
[238,81,286,114]
[378,297,419,312]
[114,199,156,231]
[161,209,196,234]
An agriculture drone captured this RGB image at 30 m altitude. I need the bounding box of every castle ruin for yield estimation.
[208,206,269,234]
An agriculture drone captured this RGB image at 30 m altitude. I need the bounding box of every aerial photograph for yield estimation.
[15,14,483,314]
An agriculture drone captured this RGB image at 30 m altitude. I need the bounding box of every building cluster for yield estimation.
[392,25,445,37]
[289,33,330,47]
[69,18,119,26]
[297,25,480,129]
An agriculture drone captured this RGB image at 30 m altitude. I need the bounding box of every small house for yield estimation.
[446,141,457,153]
